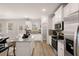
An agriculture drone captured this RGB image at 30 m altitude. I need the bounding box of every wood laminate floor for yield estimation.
[7,41,55,56]
[32,41,55,56]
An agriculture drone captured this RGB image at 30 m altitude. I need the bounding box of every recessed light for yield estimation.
[42,8,46,12]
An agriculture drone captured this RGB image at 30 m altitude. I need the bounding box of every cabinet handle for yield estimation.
[71,47,74,50]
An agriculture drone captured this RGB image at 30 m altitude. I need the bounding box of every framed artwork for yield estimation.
[32,24,37,31]
[32,23,41,33]
[8,23,13,30]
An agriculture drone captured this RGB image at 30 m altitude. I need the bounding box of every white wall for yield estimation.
[41,16,48,42]
[0,19,32,41]
[6,20,26,41]
[0,20,7,36]
[48,16,53,29]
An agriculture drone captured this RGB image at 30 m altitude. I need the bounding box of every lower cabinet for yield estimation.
[15,41,33,56]
[58,40,64,56]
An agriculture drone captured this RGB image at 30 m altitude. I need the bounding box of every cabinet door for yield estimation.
[64,4,71,17]
[55,6,63,19]
[64,3,79,17]
[16,42,33,56]
[58,40,64,56]
[70,3,79,14]
[52,16,56,30]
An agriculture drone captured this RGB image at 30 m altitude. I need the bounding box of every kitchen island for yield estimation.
[15,38,33,56]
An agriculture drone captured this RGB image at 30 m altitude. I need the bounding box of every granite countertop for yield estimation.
[16,39,33,42]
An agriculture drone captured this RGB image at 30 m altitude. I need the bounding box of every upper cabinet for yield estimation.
[53,6,63,23]
[55,6,63,20]
[64,3,79,17]
[52,5,63,30]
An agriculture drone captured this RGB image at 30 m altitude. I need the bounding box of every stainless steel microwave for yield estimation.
[55,21,64,31]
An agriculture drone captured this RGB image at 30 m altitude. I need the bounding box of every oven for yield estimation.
[52,37,58,51]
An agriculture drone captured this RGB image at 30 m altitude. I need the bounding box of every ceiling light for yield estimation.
[42,8,46,12]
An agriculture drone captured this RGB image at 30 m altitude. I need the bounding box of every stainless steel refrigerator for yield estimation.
[76,26,79,56]
[64,12,79,56]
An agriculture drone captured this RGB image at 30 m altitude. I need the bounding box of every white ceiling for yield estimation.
[0,3,60,19]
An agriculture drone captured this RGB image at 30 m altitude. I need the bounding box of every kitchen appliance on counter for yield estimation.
[57,31,64,40]
[64,12,79,56]
[22,30,31,39]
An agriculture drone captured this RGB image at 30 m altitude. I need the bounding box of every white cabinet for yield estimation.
[52,16,56,30]
[70,4,79,13]
[64,4,71,17]
[58,40,64,56]
[54,6,63,23]
[52,6,63,30]
[16,41,33,56]
[55,6,63,19]
[48,36,52,45]
[64,3,79,17]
